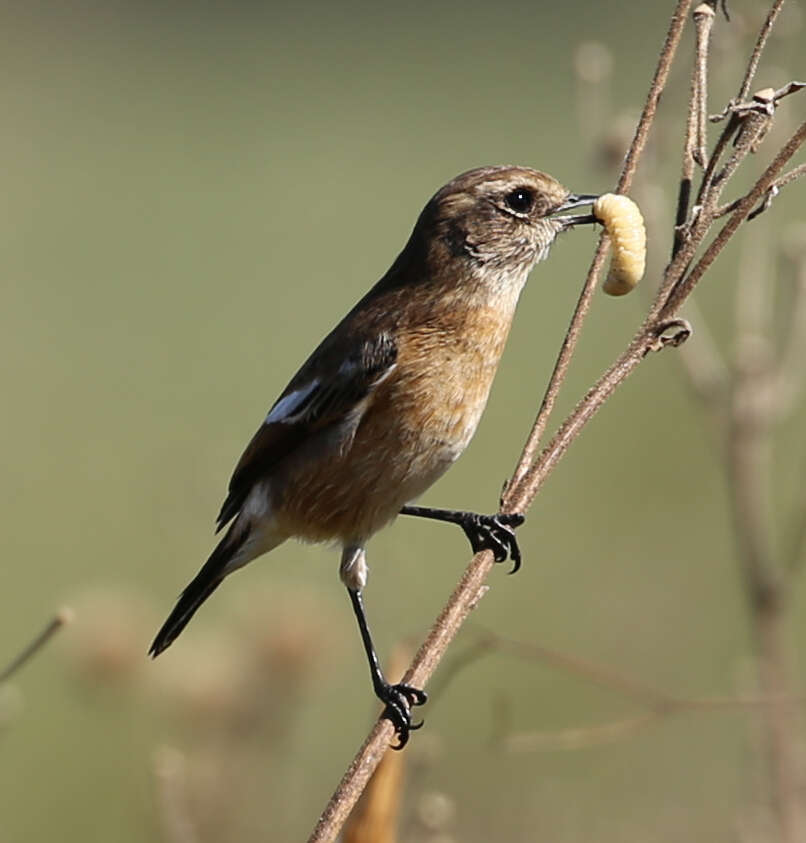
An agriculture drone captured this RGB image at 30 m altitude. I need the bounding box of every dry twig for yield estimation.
[735,0,787,104]
[505,0,695,499]
[477,628,806,753]
[674,2,715,258]
[0,608,74,684]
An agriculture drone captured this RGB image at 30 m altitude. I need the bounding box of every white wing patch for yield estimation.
[264,345,396,428]
[265,380,319,424]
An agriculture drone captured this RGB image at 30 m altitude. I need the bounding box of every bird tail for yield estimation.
[149,525,248,657]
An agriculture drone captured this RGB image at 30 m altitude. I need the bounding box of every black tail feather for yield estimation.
[149,527,246,657]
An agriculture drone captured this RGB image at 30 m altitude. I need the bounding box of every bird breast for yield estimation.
[274,294,520,545]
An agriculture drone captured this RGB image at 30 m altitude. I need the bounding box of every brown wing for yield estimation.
[215,331,397,530]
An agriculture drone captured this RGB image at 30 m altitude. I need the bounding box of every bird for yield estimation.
[150,165,597,747]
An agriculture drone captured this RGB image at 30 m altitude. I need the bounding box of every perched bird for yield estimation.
[150,166,597,746]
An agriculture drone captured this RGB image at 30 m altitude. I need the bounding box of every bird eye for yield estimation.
[504,188,535,215]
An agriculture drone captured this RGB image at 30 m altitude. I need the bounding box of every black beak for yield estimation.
[558,193,599,212]
[553,193,599,229]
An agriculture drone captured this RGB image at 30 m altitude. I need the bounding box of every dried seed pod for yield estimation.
[593,193,646,296]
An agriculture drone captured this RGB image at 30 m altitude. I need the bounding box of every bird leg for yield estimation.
[346,586,427,749]
[399,505,525,573]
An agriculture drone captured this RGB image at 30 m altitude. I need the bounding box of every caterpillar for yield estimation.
[593,193,646,296]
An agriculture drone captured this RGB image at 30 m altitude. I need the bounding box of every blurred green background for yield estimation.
[2,1,805,840]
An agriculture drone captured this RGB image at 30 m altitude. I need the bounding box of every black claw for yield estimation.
[461,513,525,573]
[378,682,428,749]
[399,506,525,571]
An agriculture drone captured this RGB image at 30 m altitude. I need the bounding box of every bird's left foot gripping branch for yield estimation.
[150,166,635,748]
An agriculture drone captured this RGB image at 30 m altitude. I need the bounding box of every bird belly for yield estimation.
[271,398,481,545]
[273,304,513,545]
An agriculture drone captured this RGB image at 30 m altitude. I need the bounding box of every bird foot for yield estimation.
[460,512,525,572]
[378,681,428,749]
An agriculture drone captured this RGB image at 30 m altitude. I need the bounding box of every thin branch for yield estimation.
[492,622,806,754]
[481,631,678,709]
[661,118,806,316]
[777,162,806,189]
[655,99,774,321]
[771,251,806,419]
[711,107,773,193]
[506,714,659,752]
[0,608,74,684]
[616,0,696,195]
[735,0,787,104]
[491,627,806,755]
[695,112,742,210]
[505,693,806,753]
[713,161,806,220]
[715,81,806,122]
[702,79,804,214]
[504,242,610,498]
[674,4,715,257]
[505,320,690,513]
[698,79,804,233]
[729,217,779,608]
[772,81,806,102]
[506,0,693,498]
[692,6,713,166]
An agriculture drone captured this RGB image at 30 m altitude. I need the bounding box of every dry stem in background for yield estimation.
[308,2,806,840]
[153,747,200,843]
[0,608,73,685]
[672,176,806,842]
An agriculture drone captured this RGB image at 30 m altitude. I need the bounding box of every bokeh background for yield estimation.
[2,1,805,840]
